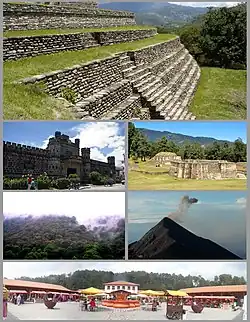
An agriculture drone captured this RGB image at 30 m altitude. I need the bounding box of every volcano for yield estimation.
[128,217,241,260]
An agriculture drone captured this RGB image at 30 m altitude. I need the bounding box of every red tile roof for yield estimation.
[181,285,247,294]
[3,279,73,293]
[104,281,139,286]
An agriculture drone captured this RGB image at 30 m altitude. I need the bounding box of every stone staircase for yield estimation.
[120,45,200,120]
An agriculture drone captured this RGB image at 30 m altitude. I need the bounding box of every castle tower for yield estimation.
[81,148,91,183]
[107,156,116,180]
[47,131,62,176]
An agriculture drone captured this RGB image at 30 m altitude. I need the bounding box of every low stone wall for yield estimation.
[169,160,237,180]
[127,37,181,65]
[20,56,123,100]
[3,3,136,30]
[3,32,98,61]
[97,29,157,45]
[3,28,157,61]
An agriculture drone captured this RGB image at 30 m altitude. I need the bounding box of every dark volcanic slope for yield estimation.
[128,217,241,260]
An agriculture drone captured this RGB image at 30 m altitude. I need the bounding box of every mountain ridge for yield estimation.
[138,128,234,146]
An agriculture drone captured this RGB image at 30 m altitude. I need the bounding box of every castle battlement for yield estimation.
[3,141,49,155]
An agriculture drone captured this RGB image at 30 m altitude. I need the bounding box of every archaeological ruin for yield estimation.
[152,152,182,165]
[3,1,201,120]
[168,159,238,180]
[3,131,116,183]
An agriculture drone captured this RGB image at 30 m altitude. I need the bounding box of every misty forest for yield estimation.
[7,270,246,292]
[128,123,247,163]
[3,215,125,260]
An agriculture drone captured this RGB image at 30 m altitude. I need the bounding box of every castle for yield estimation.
[3,131,116,183]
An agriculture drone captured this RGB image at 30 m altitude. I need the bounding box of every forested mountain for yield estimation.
[138,128,231,146]
[8,270,246,292]
[128,123,247,162]
[99,2,207,27]
[3,215,125,260]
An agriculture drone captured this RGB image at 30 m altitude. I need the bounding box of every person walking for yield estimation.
[17,294,21,306]
[3,286,8,320]
[27,175,32,190]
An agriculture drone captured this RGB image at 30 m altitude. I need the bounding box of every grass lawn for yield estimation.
[3,25,156,38]
[4,33,175,120]
[128,170,247,190]
[191,67,247,120]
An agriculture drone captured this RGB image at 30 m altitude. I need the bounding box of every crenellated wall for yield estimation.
[3,132,116,183]
[3,3,136,31]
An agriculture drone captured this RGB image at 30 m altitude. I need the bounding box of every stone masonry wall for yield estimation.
[169,160,237,180]
[3,29,157,61]
[3,142,49,177]
[127,37,181,65]
[20,56,123,101]
[3,3,136,31]
[3,140,116,182]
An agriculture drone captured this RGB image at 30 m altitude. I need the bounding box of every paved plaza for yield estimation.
[67,183,125,191]
[7,302,243,320]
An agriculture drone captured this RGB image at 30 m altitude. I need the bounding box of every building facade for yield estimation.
[104,281,139,294]
[3,131,116,183]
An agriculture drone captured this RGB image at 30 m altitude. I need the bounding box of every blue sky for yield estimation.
[128,191,246,258]
[3,121,125,165]
[134,121,247,143]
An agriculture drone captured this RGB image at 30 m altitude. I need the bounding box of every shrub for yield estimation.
[61,87,77,104]
[3,177,27,190]
[54,178,70,190]
[89,171,105,185]
[36,174,51,190]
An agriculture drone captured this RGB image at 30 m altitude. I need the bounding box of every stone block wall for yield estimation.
[97,29,157,45]
[127,37,181,65]
[90,160,116,179]
[3,28,157,61]
[3,141,49,177]
[169,160,237,180]
[3,3,136,30]
[20,56,123,100]
[3,32,98,61]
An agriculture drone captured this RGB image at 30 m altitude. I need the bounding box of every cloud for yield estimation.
[236,197,247,208]
[3,262,246,281]
[169,2,240,7]
[3,192,125,222]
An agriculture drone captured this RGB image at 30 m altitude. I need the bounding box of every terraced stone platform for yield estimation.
[16,37,200,120]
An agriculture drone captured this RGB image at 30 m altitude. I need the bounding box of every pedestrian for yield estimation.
[27,175,32,190]
[17,294,21,306]
[3,286,8,320]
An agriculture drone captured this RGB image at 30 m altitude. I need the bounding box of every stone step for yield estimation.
[126,66,150,81]
[102,95,141,120]
[122,63,145,78]
[153,57,195,109]
[120,61,135,70]
[132,72,151,86]
[144,82,163,99]
[119,55,132,63]
[139,78,162,95]
[160,65,199,119]
[150,45,185,74]
[158,49,189,79]
[134,75,156,90]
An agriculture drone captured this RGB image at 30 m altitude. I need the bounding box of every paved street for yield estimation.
[6,302,243,320]
[68,184,125,191]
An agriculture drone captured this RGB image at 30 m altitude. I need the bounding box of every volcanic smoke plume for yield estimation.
[167,195,198,223]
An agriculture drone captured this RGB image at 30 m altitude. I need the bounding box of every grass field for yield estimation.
[191,67,247,120]
[3,25,156,38]
[4,33,175,120]
[128,170,247,190]
[128,160,247,190]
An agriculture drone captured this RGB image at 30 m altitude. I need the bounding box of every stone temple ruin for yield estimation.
[3,131,116,183]
[149,152,239,180]
[3,1,201,120]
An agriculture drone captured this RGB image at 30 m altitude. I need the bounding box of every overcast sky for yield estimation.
[3,192,125,223]
[169,2,240,7]
[3,262,246,280]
